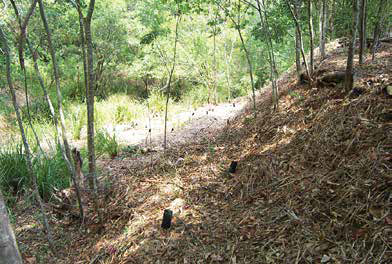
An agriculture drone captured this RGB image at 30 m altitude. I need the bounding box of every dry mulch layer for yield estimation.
[14,41,391,263]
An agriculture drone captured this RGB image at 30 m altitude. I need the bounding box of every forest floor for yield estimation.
[13,40,391,263]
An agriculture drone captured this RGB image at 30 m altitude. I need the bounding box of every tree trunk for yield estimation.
[258,0,279,111]
[0,191,23,264]
[319,0,327,60]
[345,0,360,91]
[329,0,336,38]
[308,0,314,75]
[76,0,88,102]
[38,0,72,162]
[371,0,387,61]
[358,0,367,65]
[83,0,101,223]
[164,10,181,150]
[286,0,311,83]
[216,0,257,114]
[37,0,84,221]
[0,25,55,252]
[294,0,302,80]
[9,0,43,155]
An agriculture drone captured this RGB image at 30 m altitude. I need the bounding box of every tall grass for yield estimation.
[0,144,70,204]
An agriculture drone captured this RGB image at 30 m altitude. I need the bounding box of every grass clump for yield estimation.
[0,144,70,204]
[95,130,119,159]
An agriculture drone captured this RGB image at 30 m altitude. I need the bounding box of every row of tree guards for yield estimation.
[0,0,389,261]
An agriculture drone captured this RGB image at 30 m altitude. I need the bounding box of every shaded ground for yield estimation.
[13,40,392,263]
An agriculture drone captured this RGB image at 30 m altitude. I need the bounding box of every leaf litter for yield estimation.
[13,39,391,263]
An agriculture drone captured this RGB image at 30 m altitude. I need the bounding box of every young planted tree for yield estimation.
[0,191,23,264]
[358,0,367,65]
[345,0,360,91]
[163,5,181,150]
[0,25,54,251]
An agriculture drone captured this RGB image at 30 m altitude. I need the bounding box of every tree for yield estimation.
[358,0,367,65]
[371,0,388,61]
[0,24,54,251]
[319,0,327,60]
[345,0,360,92]
[37,0,84,221]
[257,0,279,110]
[163,3,181,150]
[286,0,312,83]
[294,0,302,79]
[307,0,314,75]
[0,191,22,264]
[217,0,257,114]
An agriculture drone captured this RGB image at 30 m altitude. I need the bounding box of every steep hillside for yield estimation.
[15,41,391,263]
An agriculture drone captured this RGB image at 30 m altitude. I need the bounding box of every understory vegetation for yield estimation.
[0,0,391,262]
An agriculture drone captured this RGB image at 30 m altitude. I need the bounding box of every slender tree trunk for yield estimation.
[9,0,43,154]
[0,191,23,264]
[329,0,336,38]
[308,0,314,75]
[164,11,181,150]
[319,0,327,60]
[286,0,312,82]
[358,0,367,64]
[0,25,55,252]
[294,0,302,80]
[213,20,217,105]
[83,0,101,223]
[37,0,72,162]
[216,0,257,114]
[76,0,88,102]
[224,35,234,101]
[345,0,360,91]
[237,26,257,114]
[36,0,84,221]
[371,0,386,61]
[258,0,279,110]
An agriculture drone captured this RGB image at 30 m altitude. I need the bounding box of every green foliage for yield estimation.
[0,145,30,197]
[121,145,143,157]
[0,144,70,204]
[95,130,119,159]
[148,89,168,113]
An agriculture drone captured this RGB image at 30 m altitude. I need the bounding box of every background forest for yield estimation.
[0,0,391,262]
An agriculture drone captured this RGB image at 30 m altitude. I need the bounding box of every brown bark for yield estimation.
[0,191,23,264]
[345,0,360,92]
